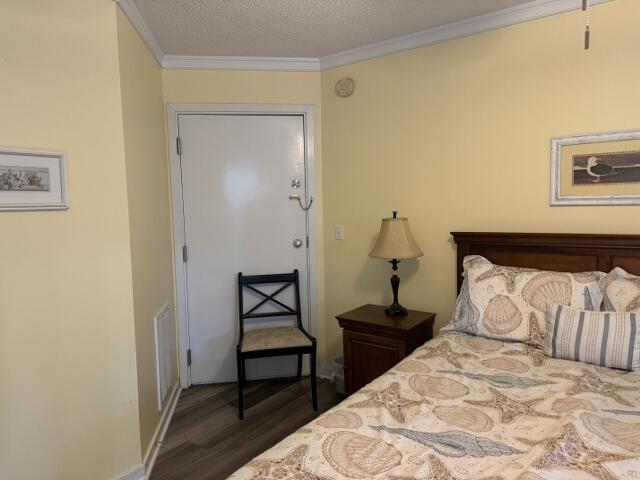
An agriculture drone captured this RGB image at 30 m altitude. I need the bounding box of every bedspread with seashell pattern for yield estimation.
[229,332,640,480]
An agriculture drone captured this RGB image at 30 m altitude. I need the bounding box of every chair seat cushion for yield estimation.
[241,326,312,352]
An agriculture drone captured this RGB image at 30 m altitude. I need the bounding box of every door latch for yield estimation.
[288,194,314,211]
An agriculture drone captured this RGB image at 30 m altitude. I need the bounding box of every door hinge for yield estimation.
[182,245,188,263]
[176,137,182,155]
[306,235,309,248]
[187,349,192,366]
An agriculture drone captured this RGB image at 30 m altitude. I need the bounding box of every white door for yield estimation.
[178,113,312,384]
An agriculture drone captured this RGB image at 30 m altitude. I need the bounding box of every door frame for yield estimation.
[167,103,318,388]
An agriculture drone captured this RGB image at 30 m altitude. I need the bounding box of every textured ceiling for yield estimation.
[131,0,535,58]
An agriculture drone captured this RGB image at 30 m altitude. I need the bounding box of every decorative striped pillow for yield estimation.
[545,304,640,371]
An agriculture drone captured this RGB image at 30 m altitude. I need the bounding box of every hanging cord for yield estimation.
[583,0,590,49]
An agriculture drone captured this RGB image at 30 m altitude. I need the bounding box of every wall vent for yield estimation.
[154,304,176,411]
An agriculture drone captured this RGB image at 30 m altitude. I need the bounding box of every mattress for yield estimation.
[229,332,640,480]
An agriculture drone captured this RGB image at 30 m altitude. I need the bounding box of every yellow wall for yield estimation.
[116,10,176,460]
[2,2,638,477]
[162,70,328,363]
[320,0,640,362]
[0,1,141,479]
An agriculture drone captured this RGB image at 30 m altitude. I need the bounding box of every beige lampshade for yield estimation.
[369,216,423,260]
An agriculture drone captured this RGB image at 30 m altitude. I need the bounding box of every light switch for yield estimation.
[335,224,344,240]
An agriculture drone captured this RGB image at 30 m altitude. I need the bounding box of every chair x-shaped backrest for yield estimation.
[237,270,302,336]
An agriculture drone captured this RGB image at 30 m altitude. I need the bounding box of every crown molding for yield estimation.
[161,55,320,72]
[114,0,164,64]
[116,0,611,72]
[319,0,611,70]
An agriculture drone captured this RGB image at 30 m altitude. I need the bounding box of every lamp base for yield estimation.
[386,266,408,316]
[385,302,408,316]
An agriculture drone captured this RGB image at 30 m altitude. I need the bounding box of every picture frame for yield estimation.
[0,148,68,211]
[551,130,640,206]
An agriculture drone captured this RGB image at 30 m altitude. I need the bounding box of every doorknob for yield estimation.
[293,238,303,248]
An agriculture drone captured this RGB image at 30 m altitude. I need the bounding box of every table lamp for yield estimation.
[369,211,423,316]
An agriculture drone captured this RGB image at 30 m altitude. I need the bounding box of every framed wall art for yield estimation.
[0,148,68,211]
[551,130,640,206]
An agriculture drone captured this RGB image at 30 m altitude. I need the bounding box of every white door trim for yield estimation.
[167,103,317,388]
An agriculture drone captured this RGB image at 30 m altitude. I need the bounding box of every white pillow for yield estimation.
[442,256,604,348]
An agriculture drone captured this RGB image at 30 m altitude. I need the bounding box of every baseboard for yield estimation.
[116,465,145,480]
[318,366,334,382]
[249,365,335,382]
[143,381,181,478]
[114,381,181,480]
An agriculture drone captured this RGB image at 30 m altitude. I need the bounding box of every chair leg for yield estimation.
[237,351,244,420]
[310,346,318,411]
[296,353,302,381]
[241,358,247,386]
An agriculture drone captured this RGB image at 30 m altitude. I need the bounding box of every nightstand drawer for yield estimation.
[343,330,406,394]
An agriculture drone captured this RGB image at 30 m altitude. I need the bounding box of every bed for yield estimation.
[229,233,640,480]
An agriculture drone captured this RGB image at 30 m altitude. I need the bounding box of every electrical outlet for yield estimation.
[335,224,344,240]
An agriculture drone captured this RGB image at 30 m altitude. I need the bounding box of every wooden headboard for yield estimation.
[452,232,640,293]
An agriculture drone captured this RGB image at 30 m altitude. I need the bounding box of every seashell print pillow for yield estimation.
[602,267,640,312]
[442,255,604,348]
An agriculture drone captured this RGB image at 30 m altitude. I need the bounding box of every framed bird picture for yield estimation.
[551,129,640,205]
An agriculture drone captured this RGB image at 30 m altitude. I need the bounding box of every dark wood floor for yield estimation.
[151,377,342,480]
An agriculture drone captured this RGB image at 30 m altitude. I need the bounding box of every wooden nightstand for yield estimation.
[336,304,435,395]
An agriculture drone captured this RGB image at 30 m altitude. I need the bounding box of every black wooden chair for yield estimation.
[236,269,317,419]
